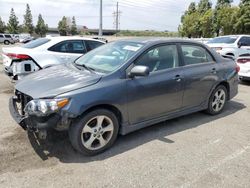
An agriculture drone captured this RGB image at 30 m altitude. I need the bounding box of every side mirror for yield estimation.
[128,65,150,78]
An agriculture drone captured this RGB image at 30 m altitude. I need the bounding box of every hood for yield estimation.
[206,43,236,48]
[15,63,102,98]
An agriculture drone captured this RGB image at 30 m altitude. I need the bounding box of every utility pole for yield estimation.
[99,0,103,36]
[116,2,119,35]
[113,2,121,36]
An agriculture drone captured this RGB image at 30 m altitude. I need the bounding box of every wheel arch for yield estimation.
[79,104,123,126]
[215,81,230,100]
[225,52,235,57]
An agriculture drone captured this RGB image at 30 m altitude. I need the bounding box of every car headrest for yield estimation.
[158,48,173,59]
[192,50,204,57]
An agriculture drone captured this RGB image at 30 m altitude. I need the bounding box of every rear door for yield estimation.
[180,43,219,109]
[48,40,87,63]
[126,44,184,124]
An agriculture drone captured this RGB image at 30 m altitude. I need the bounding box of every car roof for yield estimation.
[116,37,205,45]
[46,36,105,43]
[212,35,250,38]
[28,36,106,50]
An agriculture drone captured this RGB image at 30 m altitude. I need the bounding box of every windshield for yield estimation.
[207,36,238,44]
[22,38,50,48]
[75,41,144,74]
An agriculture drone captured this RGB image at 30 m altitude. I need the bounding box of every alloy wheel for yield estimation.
[81,115,114,150]
[212,89,226,112]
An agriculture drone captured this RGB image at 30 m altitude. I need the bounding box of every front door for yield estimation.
[126,44,184,124]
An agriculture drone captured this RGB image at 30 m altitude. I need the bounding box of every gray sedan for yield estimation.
[9,38,239,155]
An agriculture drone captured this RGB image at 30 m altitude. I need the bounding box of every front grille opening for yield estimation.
[15,90,33,116]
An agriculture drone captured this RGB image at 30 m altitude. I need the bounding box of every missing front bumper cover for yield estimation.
[9,97,61,131]
[9,97,27,130]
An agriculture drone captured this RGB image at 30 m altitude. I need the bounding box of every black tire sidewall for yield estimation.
[4,40,10,45]
[207,85,227,115]
[69,109,119,155]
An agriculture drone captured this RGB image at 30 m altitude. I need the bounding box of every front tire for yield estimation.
[4,40,10,45]
[206,85,227,115]
[69,109,119,155]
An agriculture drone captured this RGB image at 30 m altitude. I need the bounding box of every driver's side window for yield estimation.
[135,45,179,73]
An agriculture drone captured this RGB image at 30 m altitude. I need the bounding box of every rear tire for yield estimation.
[206,85,228,115]
[69,109,119,155]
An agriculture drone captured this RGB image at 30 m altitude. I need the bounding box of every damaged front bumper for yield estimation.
[9,97,61,131]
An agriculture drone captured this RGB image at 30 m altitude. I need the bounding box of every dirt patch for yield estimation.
[1,89,13,94]
[0,128,59,175]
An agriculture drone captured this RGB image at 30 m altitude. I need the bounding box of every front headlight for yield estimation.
[24,98,69,116]
[212,47,223,52]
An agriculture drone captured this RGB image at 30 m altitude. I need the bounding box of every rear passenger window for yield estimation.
[181,45,214,65]
[239,37,250,46]
[0,34,3,38]
[48,40,87,54]
[85,40,104,51]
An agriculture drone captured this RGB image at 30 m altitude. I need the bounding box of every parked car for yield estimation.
[2,36,105,80]
[0,33,15,45]
[92,37,108,43]
[11,34,19,43]
[19,36,35,43]
[9,39,239,155]
[237,53,250,81]
[207,35,250,58]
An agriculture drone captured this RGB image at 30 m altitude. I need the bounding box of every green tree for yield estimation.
[7,8,19,33]
[198,0,212,13]
[71,16,78,35]
[179,1,213,38]
[214,0,233,36]
[200,9,214,37]
[0,17,6,33]
[240,0,250,4]
[23,4,33,34]
[179,11,201,38]
[35,14,48,37]
[234,0,250,34]
[217,6,238,35]
[215,0,233,9]
[187,2,197,14]
[58,16,70,36]
[181,2,196,22]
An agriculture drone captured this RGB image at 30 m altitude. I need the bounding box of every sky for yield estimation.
[0,0,241,31]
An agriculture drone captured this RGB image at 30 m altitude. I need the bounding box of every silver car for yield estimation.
[0,34,15,45]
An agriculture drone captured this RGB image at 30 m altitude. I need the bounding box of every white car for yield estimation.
[237,54,250,81]
[206,35,250,58]
[2,36,105,80]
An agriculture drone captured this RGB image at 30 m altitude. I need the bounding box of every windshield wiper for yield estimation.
[75,63,96,73]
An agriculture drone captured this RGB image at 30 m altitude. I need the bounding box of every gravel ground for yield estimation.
[0,44,250,188]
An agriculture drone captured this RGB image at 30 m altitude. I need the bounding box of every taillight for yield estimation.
[5,53,30,60]
[237,58,250,64]
[236,64,240,73]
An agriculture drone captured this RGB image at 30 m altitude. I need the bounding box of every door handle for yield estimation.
[211,68,217,74]
[174,75,182,82]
